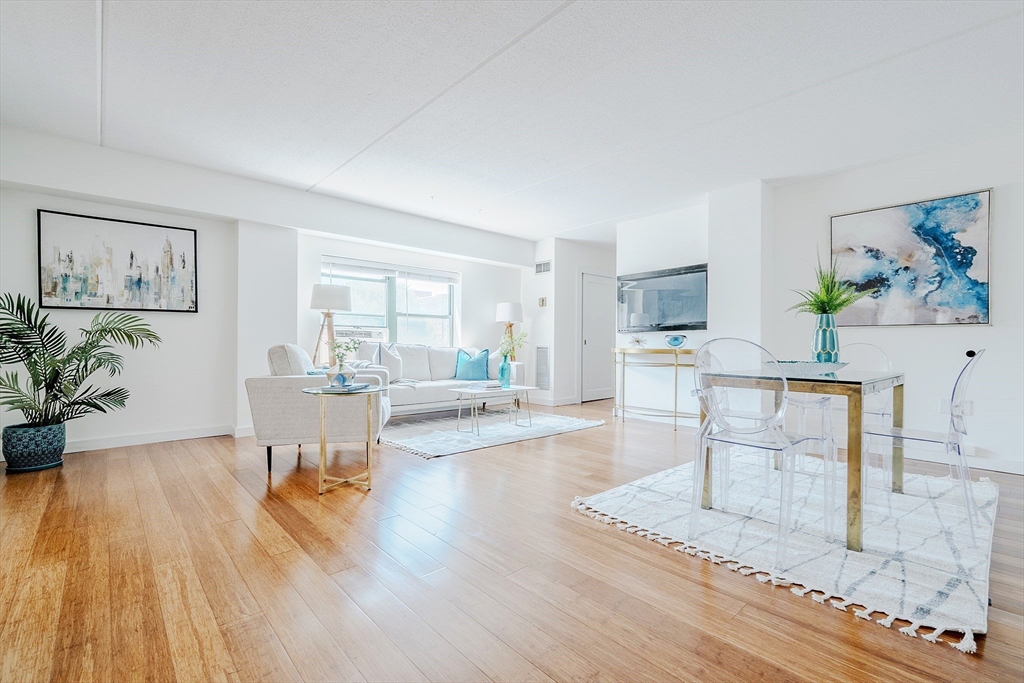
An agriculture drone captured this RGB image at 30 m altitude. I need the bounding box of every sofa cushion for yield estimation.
[427,347,460,380]
[387,380,465,406]
[394,344,431,381]
[378,343,402,382]
[268,343,315,375]
[489,351,503,380]
[355,342,379,363]
[455,348,489,381]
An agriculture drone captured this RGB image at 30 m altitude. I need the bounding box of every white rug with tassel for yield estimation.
[382,411,604,458]
[572,450,997,653]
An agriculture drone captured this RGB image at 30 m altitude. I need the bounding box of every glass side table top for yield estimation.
[302,385,388,395]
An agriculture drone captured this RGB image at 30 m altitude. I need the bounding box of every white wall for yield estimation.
[707,180,773,343]
[521,238,556,403]
[1,126,535,268]
[296,231,523,361]
[0,188,238,453]
[236,220,298,433]
[773,132,1024,473]
[615,203,709,422]
[553,239,616,405]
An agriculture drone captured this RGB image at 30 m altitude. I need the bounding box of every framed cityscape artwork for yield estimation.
[37,210,198,312]
[831,190,990,326]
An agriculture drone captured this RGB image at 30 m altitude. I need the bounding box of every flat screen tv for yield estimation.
[617,264,707,332]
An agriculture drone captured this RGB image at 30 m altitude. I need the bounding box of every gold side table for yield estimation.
[302,385,387,495]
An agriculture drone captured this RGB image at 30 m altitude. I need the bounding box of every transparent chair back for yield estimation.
[695,338,787,434]
[949,350,984,440]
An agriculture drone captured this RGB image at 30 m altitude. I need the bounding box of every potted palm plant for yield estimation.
[0,294,161,472]
[788,258,873,362]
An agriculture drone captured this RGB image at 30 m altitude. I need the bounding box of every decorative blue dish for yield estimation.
[665,334,687,348]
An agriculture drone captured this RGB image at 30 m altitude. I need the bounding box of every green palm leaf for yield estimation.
[0,293,159,425]
[788,257,875,316]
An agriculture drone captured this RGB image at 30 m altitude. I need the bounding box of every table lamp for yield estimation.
[495,302,524,361]
[311,284,352,367]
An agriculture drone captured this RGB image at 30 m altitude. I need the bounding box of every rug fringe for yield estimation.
[570,496,983,655]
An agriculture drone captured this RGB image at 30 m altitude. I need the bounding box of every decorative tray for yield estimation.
[320,383,371,393]
[774,361,848,375]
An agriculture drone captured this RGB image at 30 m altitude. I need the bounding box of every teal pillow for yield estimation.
[455,348,489,380]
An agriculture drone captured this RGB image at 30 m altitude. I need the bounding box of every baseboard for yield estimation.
[233,425,255,438]
[61,425,236,454]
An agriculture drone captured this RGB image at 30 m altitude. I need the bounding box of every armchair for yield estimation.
[245,344,392,471]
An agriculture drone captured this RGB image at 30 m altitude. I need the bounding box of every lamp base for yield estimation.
[313,311,338,367]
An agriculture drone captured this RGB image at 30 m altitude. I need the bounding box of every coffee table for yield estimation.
[449,385,537,436]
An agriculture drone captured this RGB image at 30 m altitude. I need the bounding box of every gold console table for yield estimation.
[612,347,698,431]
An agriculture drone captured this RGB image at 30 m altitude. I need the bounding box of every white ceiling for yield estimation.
[2,1,1022,245]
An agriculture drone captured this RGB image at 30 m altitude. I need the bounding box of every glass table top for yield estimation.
[705,369,904,385]
[302,385,388,395]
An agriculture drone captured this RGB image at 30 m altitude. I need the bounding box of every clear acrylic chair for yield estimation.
[864,349,984,545]
[839,343,894,490]
[689,338,838,570]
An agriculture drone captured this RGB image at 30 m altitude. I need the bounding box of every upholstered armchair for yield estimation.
[245,344,392,471]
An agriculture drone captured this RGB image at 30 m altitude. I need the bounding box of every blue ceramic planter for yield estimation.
[812,313,840,363]
[2,423,65,473]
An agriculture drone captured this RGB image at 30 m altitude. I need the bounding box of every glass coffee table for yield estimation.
[449,385,537,436]
[302,385,388,494]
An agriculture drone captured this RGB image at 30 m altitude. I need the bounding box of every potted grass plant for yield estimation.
[788,258,873,362]
[0,294,161,472]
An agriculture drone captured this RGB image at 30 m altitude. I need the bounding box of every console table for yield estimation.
[612,347,698,431]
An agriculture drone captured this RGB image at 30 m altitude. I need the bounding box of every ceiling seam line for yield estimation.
[304,0,576,192]
[470,6,1024,211]
[95,0,104,146]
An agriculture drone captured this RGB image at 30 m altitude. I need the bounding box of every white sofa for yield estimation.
[245,344,392,471]
[355,342,524,416]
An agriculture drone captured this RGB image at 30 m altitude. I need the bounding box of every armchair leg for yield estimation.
[266,446,272,472]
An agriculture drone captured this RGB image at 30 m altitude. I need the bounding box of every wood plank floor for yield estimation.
[1,399,1021,682]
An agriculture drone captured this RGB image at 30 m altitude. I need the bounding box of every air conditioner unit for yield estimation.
[336,328,386,341]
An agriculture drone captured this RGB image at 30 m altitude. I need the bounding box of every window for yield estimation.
[321,257,458,347]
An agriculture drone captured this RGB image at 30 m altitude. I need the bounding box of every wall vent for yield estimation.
[535,261,551,274]
[536,346,550,390]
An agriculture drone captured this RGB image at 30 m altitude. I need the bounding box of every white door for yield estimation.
[581,273,616,402]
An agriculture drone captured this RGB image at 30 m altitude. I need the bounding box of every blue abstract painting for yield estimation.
[831,191,989,326]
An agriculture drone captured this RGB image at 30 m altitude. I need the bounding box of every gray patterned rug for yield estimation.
[572,450,997,653]
[382,411,604,458]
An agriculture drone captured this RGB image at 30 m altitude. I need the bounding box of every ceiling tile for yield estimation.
[0,0,98,143]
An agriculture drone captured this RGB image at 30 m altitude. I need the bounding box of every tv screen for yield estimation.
[617,264,707,332]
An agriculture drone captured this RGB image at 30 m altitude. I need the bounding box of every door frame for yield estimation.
[580,272,617,403]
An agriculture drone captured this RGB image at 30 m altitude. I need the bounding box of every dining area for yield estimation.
[591,335,995,654]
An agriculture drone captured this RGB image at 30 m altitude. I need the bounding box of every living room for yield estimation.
[1,2,1022,682]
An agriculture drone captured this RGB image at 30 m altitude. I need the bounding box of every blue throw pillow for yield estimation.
[306,369,327,375]
[455,348,489,380]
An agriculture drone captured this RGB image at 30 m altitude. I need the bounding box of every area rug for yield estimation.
[572,450,998,653]
[382,411,604,458]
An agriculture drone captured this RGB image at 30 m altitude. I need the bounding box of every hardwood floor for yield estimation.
[1,399,1021,682]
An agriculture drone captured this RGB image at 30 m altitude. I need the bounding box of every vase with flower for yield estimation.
[329,338,363,386]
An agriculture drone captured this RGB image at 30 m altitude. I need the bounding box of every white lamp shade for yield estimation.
[310,284,352,311]
[495,302,523,323]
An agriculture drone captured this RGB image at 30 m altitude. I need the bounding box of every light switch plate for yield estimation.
[538,297,547,307]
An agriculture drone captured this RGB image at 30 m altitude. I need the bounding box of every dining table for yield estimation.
[698,368,906,552]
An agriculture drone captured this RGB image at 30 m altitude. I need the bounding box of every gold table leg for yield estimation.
[699,406,712,509]
[846,391,863,551]
[892,383,904,494]
[317,392,372,495]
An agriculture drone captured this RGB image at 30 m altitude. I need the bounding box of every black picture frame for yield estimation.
[37,209,199,313]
